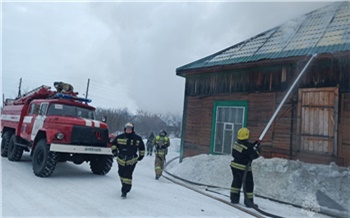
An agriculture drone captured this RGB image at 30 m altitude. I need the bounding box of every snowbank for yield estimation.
[167,153,350,217]
[254,157,350,217]
[167,154,232,188]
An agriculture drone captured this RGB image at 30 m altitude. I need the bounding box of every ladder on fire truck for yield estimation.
[7,84,91,106]
[17,85,51,98]
[12,85,53,105]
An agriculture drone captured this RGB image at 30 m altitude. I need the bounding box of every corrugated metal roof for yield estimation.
[177,1,350,73]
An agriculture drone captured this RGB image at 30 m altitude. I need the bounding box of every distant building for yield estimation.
[176,2,350,166]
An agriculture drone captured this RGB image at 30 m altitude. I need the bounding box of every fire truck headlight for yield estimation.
[56,132,64,140]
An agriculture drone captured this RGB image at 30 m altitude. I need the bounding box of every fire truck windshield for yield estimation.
[47,103,95,119]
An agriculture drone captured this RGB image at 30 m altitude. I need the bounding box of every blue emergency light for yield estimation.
[55,93,92,103]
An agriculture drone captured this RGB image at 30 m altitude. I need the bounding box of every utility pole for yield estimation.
[18,78,22,97]
[85,78,90,99]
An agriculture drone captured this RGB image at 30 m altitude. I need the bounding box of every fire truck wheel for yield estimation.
[90,155,113,175]
[1,131,12,157]
[32,139,57,177]
[7,135,24,161]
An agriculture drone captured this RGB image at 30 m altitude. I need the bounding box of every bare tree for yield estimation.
[96,108,182,137]
[95,108,132,133]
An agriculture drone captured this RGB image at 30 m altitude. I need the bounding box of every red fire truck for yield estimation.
[1,85,113,177]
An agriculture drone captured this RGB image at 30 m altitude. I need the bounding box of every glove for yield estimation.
[138,156,144,161]
[111,145,118,157]
[253,144,262,153]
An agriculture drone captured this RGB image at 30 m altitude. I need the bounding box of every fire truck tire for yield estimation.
[1,131,12,157]
[90,155,113,175]
[32,139,57,177]
[7,135,24,161]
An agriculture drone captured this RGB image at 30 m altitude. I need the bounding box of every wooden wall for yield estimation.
[183,92,281,157]
[183,90,350,166]
[181,55,350,166]
[339,93,350,166]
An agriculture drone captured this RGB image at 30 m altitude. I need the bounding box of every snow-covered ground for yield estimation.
[1,139,251,217]
[1,137,349,218]
[166,139,350,218]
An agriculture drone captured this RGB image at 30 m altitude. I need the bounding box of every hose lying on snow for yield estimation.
[164,156,343,218]
[164,156,283,218]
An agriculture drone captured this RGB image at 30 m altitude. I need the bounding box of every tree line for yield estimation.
[95,108,182,138]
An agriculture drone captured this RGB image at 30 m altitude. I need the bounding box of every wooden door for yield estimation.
[298,87,339,155]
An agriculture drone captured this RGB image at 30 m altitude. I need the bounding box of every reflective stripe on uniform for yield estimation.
[233,142,247,153]
[117,138,141,146]
[120,177,132,185]
[230,161,252,171]
[246,192,254,199]
[117,157,138,166]
[156,148,167,156]
[231,187,240,194]
[117,138,127,145]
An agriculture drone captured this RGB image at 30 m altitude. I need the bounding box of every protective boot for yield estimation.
[230,193,240,204]
[244,198,258,208]
[121,192,127,199]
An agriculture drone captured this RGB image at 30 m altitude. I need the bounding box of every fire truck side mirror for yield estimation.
[102,116,107,123]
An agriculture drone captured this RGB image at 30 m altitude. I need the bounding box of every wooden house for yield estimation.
[176,2,350,166]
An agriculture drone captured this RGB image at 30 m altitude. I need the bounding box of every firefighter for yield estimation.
[54,81,74,93]
[111,122,145,198]
[146,132,155,156]
[230,127,261,208]
[153,130,170,180]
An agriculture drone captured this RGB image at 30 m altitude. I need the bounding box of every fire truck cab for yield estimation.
[1,85,113,177]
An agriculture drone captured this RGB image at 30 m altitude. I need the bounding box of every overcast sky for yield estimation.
[1,1,334,115]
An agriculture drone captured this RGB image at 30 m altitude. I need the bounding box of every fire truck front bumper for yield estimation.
[50,143,112,155]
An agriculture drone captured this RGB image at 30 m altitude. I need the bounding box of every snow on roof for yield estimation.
[177,1,350,74]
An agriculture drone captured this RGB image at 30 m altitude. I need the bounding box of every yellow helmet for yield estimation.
[237,127,250,140]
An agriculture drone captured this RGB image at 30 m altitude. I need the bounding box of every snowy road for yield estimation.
[2,152,254,217]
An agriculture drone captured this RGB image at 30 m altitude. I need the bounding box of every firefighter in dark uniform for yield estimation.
[153,130,170,180]
[230,127,261,207]
[111,122,145,198]
[146,132,155,156]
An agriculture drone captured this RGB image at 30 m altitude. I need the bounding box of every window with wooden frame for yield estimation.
[211,101,248,155]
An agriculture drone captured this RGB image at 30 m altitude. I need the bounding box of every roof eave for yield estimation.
[176,51,350,77]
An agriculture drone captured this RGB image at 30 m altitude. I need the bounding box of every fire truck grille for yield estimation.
[71,126,109,147]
